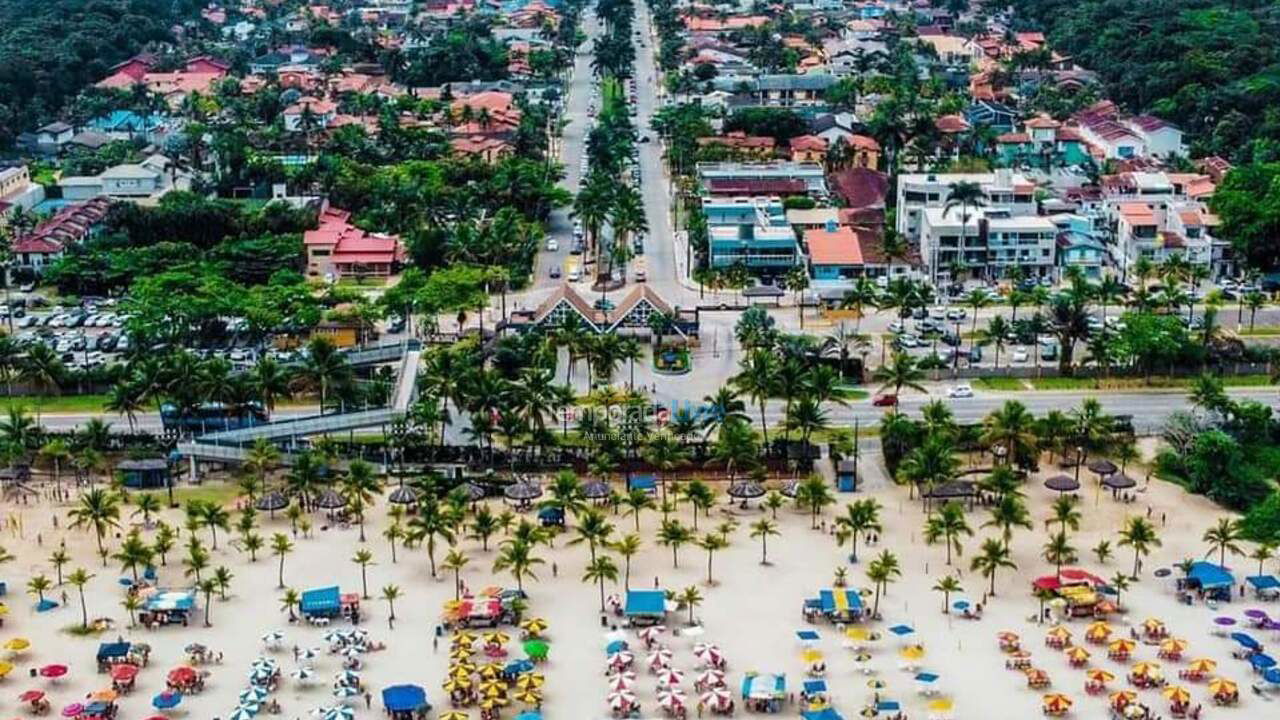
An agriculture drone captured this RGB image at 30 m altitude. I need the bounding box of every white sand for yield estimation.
[0,454,1271,720]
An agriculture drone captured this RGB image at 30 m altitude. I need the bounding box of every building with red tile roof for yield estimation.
[13,197,112,269]
[304,207,405,279]
[788,135,827,163]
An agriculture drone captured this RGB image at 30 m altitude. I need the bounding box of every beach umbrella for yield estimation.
[513,689,542,705]
[605,639,629,655]
[1250,653,1276,670]
[1208,677,1237,697]
[867,679,886,690]
[239,688,268,704]
[450,647,474,661]
[480,696,510,710]
[336,669,361,686]
[387,486,420,505]
[606,691,636,711]
[1160,638,1188,655]
[606,650,633,671]
[1103,473,1136,490]
[314,489,347,509]
[1065,646,1090,664]
[505,659,535,675]
[657,688,686,710]
[4,637,30,652]
[261,630,285,647]
[951,598,971,613]
[927,697,954,714]
[324,707,355,720]
[39,664,68,679]
[333,685,360,699]
[153,692,183,710]
[453,630,478,644]
[638,626,665,644]
[1142,618,1166,635]
[520,618,548,637]
[1230,632,1261,651]
[442,677,472,693]
[504,481,542,501]
[516,672,546,690]
[695,646,725,668]
[696,669,725,688]
[647,647,673,668]
[1130,662,1163,681]
[479,679,508,695]
[1187,658,1217,674]
[109,664,138,682]
[1109,690,1137,708]
[231,703,259,719]
[727,481,765,499]
[184,643,207,654]
[89,688,118,703]
[899,645,926,661]
[1085,669,1115,684]
[1163,685,1191,704]
[483,631,510,646]
[477,662,504,680]
[61,703,84,718]
[1041,694,1072,713]
[290,667,315,681]
[581,480,611,499]
[779,479,800,497]
[1087,459,1117,475]
[255,491,289,512]
[606,673,634,692]
[656,667,685,686]
[19,689,45,703]
[700,687,731,709]
[523,639,549,661]
[438,713,470,720]
[801,649,824,664]
[0,661,13,678]
[1046,626,1072,642]
[853,652,872,664]
[1044,474,1079,493]
[1108,638,1136,654]
[1263,668,1280,685]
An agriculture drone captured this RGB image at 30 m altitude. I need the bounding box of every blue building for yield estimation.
[1051,214,1109,278]
[702,196,799,275]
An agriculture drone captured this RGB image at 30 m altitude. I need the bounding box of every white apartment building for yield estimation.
[919,207,1058,281]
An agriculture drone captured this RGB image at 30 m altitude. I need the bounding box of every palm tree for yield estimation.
[984,494,1033,551]
[872,351,926,403]
[1043,531,1078,579]
[48,545,69,585]
[1251,543,1277,576]
[923,501,973,565]
[198,578,217,627]
[698,532,730,584]
[794,475,836,530]
[678,585,704,626]
[681,480,715,530]
[865,550,901,617]
[657,518,693,568]
[1202,518,1243,567]
[152,523,175,566]
[620,489,655,532]
[835,499,882,563]
[68,488,121,563]
[112,531,154,582]
[131,493,161,526]
[732,350,778,444]
[279,587,301,621]
[492,539,544,593]
[381,584,401,628]
[291,337,352,413]
[183,542,209,583]
[442,548,470,601]
[39,439,70,494]
[66,568,94,628]
[240,532,264,562]
[933,575,963,614]
[122,594,143,629]
[1046,495,1082,536]
[213,565,233,601]
[612,533,642,588]
[897,434,960,503]
[583,555,620,612]
[568,508,615,562]
[1117,516,1161,579]
[941,181,987,284]
[749,518,780,565]
[1109,572,1131,609]
[409,499,455,578]
[189,500,230,550]
[980,316,1011,369]
[1093,539,1113,565]
[341,460,383,542]
[353,549,377,600]
[271,533,294,588]
[469,506,499,551]
[982,400,1038,466]
[970,538,1017,596]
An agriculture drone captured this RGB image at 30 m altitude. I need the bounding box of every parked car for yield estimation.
[546,239,559,252]
[872,393,898,407]
[947,384,974,398]
[1011,348,1029,363]
[549,265,562,279]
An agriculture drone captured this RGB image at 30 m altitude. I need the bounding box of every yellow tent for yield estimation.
[1208,678,1237,696]
[1187,658,1217,674]
[1085,668,1115,683]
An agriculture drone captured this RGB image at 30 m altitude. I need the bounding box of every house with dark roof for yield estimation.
[964,100,1017,132]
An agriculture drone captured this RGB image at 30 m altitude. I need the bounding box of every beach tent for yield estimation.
[1187,562,1234,591]
[629,475,656,492]
[144,591,194,613]
[536,507,564,528]
[801,708,842,720]
[301,586,343,618]
[818,589,864,621]
[741,673,786,712]
[624,590,667,623]
[382,684,429,718]
[1247,575,1280,599]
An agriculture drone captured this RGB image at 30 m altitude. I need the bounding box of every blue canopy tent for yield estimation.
[630,475,656,492]
[741,673,786,713]
[624,590,667,626]
[1247,575,1280,599]
[536,507,564,528]
[817,589,864,621]
[505,659,534,676]
[1187,562,1234,600]
[802,680,828,696]
[795,629,820,643]
[300,586,342,618]
[143,589,195,624]
[515,712,543,720]
[801,709,842,720]
[888,624,915,637]
[382,684,429,718]
[606,640,628,654]
[96,641,131,671]
[876,701,901,713]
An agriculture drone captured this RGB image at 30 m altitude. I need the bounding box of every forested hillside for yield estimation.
[1004,0,1280,161]
[0,0,195,147]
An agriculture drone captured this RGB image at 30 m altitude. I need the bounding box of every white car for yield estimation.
[947,384,974,398]
[1011,348,1029,363]
[888,321,905,334]
[546,239,559,252]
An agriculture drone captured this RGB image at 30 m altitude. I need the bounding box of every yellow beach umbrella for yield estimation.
[1131,662,1162,679]
[479,679,508,695]
[1046,626,1072,640]
[1142,618,1166,633]
[1086,668,1115,683]
[4,638,30,652]
[0,661,12,677]
[450,647,474,660]
[483,631,510,646]
[1160,638,1188,654]
[483,685,507,699]
[520,618,548,636]
[480,696,510,710]
[1041,693,1072,713]
[1163,685,1191,704]
[1187,658,1217,674]
[997,631,1020,642]
[1109,690,1137,707]
[899,645,925,661]
[439,712,470,720]
[516,673,545,689]
[451,661,477,675]
[453,631,477,644]
[927,698,953,712]
[845,627,869,641]
[443,677,472,693]
[0,603,8,615]
[478,663,503,680]
[1086,621,1111,636]
[1108,638,1136,653]
[1065,646,1091,663]
[801,649,824,664]
[513,689,542,705]
[1208,678,1237,696]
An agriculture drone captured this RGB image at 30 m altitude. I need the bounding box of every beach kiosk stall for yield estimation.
[625,590,668,628]
[116,458,171,489]
[1032,568,1106,618]
[803,589,864,624]
[382,683,430,719]
[835,460,857,493]
[1183,562,1234,602]
[140,589,195,627]
[741,672,786,713]
[300,585,358,623]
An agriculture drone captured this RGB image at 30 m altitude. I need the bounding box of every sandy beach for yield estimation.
[0,449,1273,720]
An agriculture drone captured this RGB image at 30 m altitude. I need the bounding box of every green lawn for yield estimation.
[1237,325,1280,336]
[4,394,110,413]
[168,484,243,508]
[1028,374,1275,391]
[974,377,1028,391]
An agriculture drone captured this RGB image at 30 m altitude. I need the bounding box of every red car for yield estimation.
[872,393,898,407]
